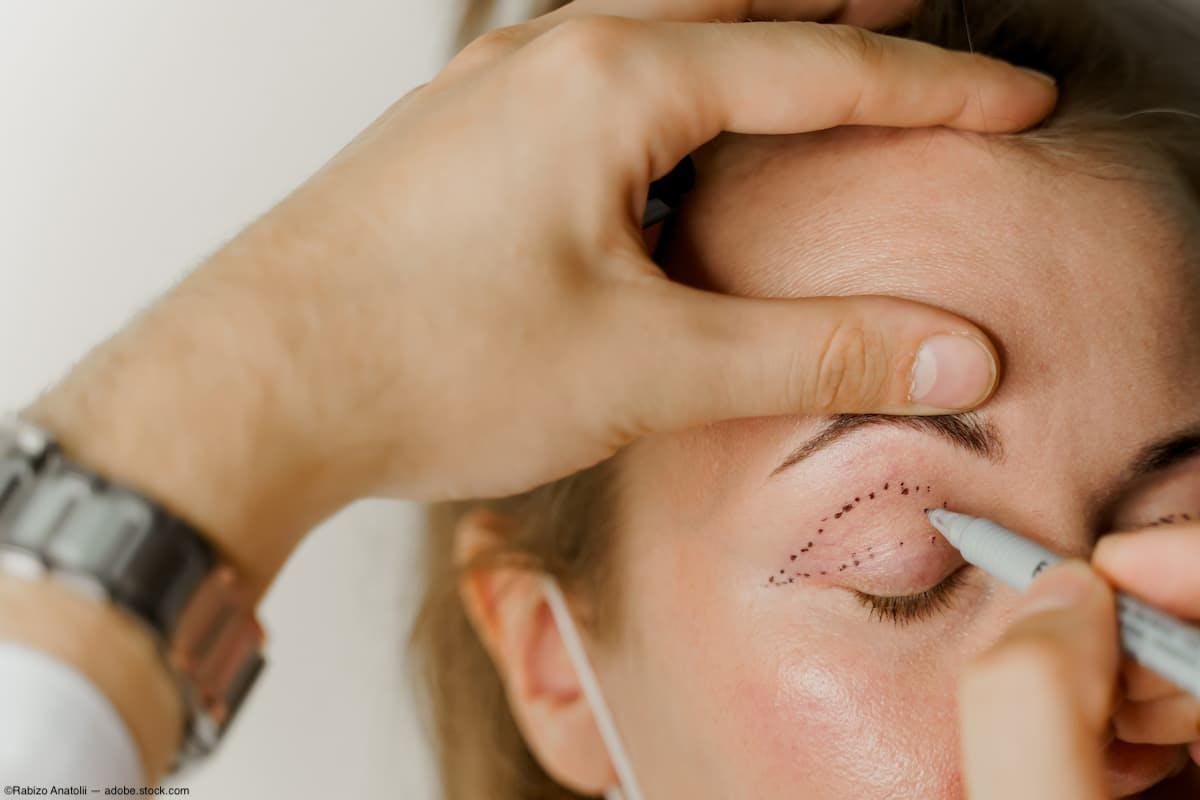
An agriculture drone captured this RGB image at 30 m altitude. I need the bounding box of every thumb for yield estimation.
[621,287,1000,432]
[959,561,1120,800]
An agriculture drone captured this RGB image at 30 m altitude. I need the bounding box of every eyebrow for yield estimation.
[770,413,1004,478]
[770,414,1200,530]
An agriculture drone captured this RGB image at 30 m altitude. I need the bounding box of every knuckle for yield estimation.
[1110,707,1145,742]
[823,23,889,71]
[533,16,640,77]
[808,320,887,412]
[454,24,526,68]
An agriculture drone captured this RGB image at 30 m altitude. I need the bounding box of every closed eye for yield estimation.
[852,566,970,626]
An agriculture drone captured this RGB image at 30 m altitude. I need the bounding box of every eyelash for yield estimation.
[853,566,970,626]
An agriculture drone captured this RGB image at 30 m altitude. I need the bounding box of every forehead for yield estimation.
[620,127,1200,527]
[675,127,1191,316]
[666,126,1200,403]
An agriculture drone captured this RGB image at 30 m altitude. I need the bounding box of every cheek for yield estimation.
[724,642,965,799]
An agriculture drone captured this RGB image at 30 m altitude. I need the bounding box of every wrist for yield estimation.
[24,255,356,598]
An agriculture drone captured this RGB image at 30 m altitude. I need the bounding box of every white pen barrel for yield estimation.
[1117,594,1200,698]
[954,516,1063,591]
[938,510,1200,701]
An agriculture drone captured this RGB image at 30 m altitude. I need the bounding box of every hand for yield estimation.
[1095,529,1200,769]
[278,0,1053,503]
[29,0,1056,581]
[957,561,1122,799]
[957,533,1200,800]
[15,0,1056,783]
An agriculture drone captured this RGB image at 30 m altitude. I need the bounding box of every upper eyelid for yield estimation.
[854,562,968,602]
[853,565,971,626]
[767,477,951,588]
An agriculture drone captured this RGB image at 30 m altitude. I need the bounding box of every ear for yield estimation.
[455,508,616,795]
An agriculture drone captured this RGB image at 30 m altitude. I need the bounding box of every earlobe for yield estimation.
[454,508,617,795]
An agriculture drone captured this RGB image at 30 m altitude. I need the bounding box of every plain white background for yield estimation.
[0,2,530,797]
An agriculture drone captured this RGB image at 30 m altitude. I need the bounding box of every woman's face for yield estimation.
[600,127,1200,798]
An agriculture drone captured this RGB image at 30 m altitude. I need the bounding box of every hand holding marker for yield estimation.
[928,509,1200,700]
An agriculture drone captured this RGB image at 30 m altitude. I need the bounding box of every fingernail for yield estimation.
[1016,66,1057,87]
[1091,533,1136,568]
[1014,561,1096,620]
[908,334,998,410]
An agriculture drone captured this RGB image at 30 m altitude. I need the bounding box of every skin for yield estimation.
[6,2,1054,783]
[464,126,1200,797]
[5,0,1194,791]
[13,0,1195,794]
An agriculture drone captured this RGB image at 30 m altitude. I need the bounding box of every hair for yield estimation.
[414,2,1200,798]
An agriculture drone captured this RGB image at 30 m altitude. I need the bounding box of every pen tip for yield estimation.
[924,507,966,548]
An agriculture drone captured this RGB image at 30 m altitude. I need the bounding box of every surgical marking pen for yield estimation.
[927,508,1200,700]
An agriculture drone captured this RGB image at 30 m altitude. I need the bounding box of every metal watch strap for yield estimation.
[0,416,265,771]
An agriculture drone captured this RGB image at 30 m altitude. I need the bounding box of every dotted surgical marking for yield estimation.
[765,482,947,586]
[1146,511,1200,527]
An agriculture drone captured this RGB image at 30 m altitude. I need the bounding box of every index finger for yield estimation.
[958,562,1117,800]
[525,19,1056,180]
[1093,528,1200,618]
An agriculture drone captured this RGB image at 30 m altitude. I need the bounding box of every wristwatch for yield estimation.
[0,414,265,772]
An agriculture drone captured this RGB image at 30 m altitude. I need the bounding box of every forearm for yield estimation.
[23,234,352,599]
[7,226,359,782]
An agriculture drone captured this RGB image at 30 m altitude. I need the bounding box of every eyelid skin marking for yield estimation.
[764,481,956,590]
[1143,511,1200,527]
